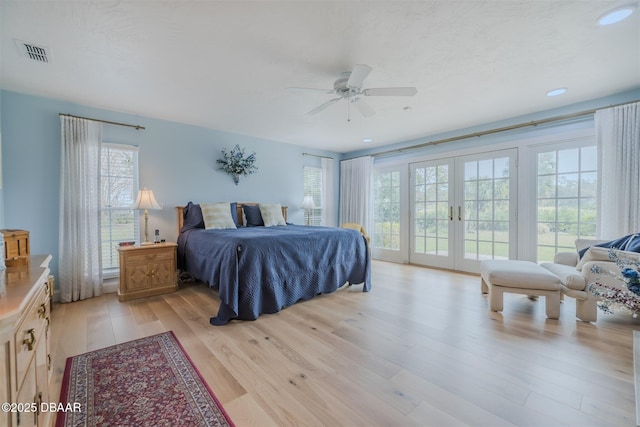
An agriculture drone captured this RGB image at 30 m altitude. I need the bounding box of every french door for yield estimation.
[410,149,517,273]
[372,165,408,263]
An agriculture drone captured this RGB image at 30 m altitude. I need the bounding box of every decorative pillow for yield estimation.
[181,202,205,232]
[617,250,640,263]
[578,234,640,258]
[575,247,613,271]
[229,202,240,226]
[181,202,239,231]
[260,203,286,227]
[243,204,264,227]
[575,239,606,253]
[201,202,237,229]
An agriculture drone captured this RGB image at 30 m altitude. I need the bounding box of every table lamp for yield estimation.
[132,187,162,245]
[301,195,316,226]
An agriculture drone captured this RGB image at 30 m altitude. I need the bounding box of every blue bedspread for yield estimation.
[177,225,371,325]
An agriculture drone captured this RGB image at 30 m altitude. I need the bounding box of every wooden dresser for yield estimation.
[118,243,177,301]
[0,255,52,427]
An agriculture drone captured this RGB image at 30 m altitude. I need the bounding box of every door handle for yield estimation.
[458,206,462,221]
[449,206,453,221]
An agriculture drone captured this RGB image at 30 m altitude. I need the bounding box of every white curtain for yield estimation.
[339,156,373,232]
[59,116,103,302]
[321,157,335,227]
[596,101,640,239]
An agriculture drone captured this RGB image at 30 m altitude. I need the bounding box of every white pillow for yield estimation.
[576,246,613,271]
[259,203,286,227]
[617,250,640,263]
[200,202,237,230]
[575,239,607,252]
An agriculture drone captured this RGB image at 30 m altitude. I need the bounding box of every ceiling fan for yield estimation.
[288,64,417,120]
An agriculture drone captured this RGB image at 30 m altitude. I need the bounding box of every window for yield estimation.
[536,145,597,262]
[101,144,139,276]
[374,169,401,250]
[303,166,322,225]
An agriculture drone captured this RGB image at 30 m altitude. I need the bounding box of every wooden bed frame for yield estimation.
[177,203,288,233]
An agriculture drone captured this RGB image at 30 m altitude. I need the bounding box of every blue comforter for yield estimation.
[177,225,371,325]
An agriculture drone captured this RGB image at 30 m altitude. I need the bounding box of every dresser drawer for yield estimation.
[13,283,48,391]
[123,249,173,264]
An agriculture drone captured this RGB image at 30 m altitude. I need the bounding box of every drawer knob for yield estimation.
[38,303,47,319]
[23,328,36,351]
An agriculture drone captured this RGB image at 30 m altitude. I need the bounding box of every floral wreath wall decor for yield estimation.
[216,144,258,185]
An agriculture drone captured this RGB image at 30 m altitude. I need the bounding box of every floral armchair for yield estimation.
[541,238,640,321]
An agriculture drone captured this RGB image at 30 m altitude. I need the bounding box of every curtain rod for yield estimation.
[353,100,639,159]
[59,113,145,130]
[303,152,334,160]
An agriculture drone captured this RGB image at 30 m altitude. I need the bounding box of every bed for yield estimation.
[177,202,371,325]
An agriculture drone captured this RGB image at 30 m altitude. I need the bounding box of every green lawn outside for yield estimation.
[376,221,588,261]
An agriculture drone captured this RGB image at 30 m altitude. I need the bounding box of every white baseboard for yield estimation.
[51,278,118,302]
[103,277,118,294]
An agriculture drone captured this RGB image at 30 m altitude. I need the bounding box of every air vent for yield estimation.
[14,39,52,63]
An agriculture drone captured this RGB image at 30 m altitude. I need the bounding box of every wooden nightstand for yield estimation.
[117,242,178,302]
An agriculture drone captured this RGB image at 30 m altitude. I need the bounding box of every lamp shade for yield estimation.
[132,188,162,210]
[301,195,316,210]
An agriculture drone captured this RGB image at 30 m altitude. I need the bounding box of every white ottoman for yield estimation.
[480,260,562,319]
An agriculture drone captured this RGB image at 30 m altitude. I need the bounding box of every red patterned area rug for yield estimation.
[56,331,234,427]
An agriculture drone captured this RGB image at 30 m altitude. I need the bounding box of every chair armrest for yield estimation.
[554,252,578,266]
[582,260,625,290]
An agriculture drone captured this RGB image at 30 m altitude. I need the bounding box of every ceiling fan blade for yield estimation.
[363,87,418,96]
[351,98,376,117]
[306,98,341,115]
[347,64,373,88]
[287,87,334,94]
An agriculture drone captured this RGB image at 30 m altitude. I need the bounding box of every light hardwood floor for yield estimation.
[50,260,638,426]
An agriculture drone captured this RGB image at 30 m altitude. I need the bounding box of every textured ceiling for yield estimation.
[1,1,639,153]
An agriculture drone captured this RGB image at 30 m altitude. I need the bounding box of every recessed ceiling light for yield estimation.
[546,87,567,97]
[403,106,412,111]
[362,138,373,143]
[598,6,635,26]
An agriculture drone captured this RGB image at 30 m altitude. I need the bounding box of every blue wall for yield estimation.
[0,90,339,279]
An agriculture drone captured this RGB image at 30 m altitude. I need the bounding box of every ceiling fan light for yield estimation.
[598,6,635,26]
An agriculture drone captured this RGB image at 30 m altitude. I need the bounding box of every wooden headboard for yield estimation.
[177,203,288,233]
